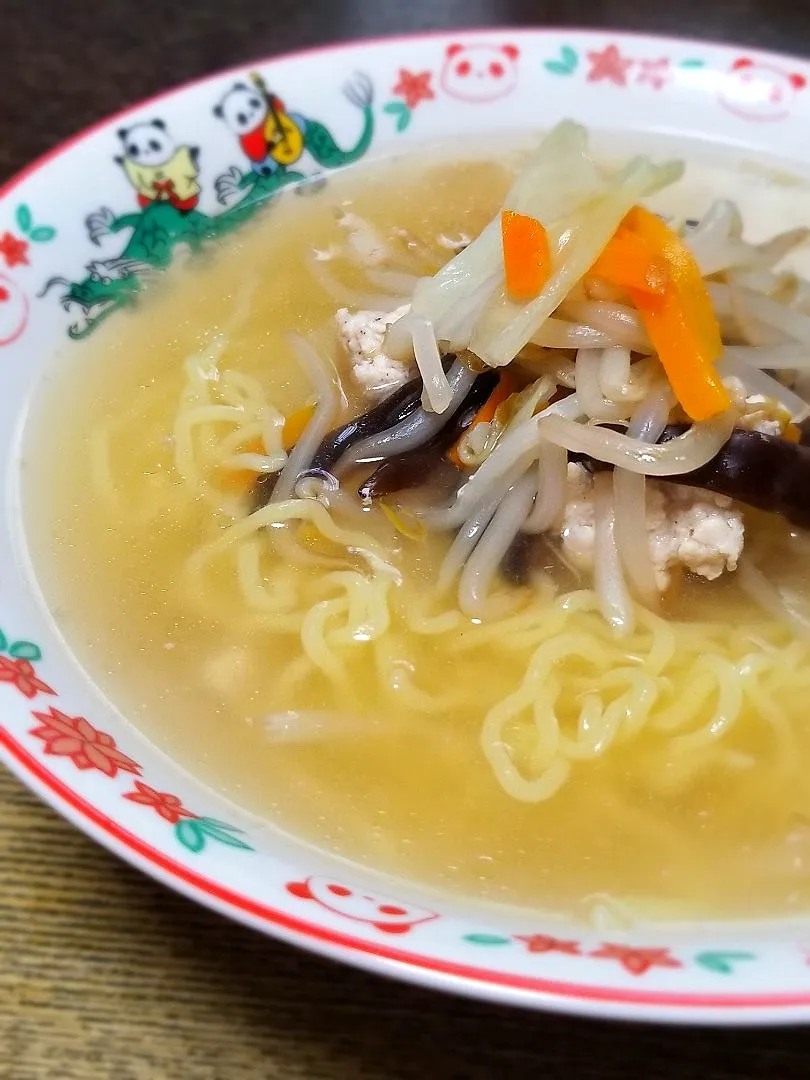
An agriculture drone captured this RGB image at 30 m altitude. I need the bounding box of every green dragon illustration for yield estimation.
[40,73,375,339]
[212,72,374,212]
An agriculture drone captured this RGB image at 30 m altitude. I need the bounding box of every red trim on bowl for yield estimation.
[5,728,810,1011]
[1,28,804,204]
[5,28,810,1017]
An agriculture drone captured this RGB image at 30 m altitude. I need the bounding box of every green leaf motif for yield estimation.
[695,950,756,975]
[383,101,406,115]
[15,204,31,234]
[29,225,56,242]
[561,46,579,68]
[395,108,412,133]
[175,818,206,853]
[201,816,247,833]
[0,629,8,653]
[679,58,706,68]
[545,60,575,77]
[9,640,42,661]
[463,933,512,946]
[198,817,254,851]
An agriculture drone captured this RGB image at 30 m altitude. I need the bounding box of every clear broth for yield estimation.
[24,146,810,920]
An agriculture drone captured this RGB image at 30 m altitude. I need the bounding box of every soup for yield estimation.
[25,126,810,921]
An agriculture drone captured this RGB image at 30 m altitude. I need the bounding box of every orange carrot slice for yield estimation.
[501,210,551,303]
[281,403,316,450]
[589,224,669,297]
[621,206,729,422]
[218,403,317,493]
[447,372,519,469]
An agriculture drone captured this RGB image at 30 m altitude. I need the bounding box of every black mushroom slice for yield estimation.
[251,469,279,512]
[251,356,457,511]
[575,424,810,530]
[307,354,457,477]
[357,370,500,500]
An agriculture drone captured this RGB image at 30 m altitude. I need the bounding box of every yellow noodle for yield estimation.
[235,542,299,614]
[300,596,350,680]
[160,367,810,815]
[47,157,810,920]
[90,425,119,508]
[669,657,744,755]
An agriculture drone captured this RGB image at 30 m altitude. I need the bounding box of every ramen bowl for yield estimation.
[4,28,810,1025]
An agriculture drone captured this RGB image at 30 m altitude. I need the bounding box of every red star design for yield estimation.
[586,44,634,87]
[637,58,671,91]
[392,69,435,109]
[516,934,581,956]
[30,706,141,779]
[589,943,683,976]
[124,780,197,824]
[0,232,29,268]
[0,655,54,699]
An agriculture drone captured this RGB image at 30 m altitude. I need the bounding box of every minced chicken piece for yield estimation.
[335,305,413,397]
[561,463,744,591]
[436,232,471,252]
[335,211,391,265]
[724,376,791,437]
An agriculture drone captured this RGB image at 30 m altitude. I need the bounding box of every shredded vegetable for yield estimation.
[379,500,426,541]
[305,121,810,636]
[447,371,519,468]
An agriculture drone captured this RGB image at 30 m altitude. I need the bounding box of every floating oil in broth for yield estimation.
[23,143,810,920]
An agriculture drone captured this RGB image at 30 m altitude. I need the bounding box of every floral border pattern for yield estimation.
[0,618,798,971]
[542,40,808,125]
[384,69,435,131]
[5,31,810,1015]
[543,42,706,87]
[0,623,252,856]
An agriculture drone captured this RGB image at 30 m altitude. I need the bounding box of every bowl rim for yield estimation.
[4,23,807,205]
[5,25,810,1025]
[9,726,810,1025]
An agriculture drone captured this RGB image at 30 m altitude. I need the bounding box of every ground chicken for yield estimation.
[724,375,791,437]
[335,211,391,265]
[335,305,413,397]
[561,463,744,590]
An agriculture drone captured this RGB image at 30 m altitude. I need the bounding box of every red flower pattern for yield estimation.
[0,655,54,699]
[636,58,671,91]
[392,69,435,109]
[586,44,634,86]
[30,707,141,778]
[123,781,196,824]
[589,943,683,976]
[516,934,581,956]
[0,232,29,268]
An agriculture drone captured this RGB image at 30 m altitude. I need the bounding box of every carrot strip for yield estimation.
[217,436,265,493]
[589,224,668,297]
[501,210,551,302]
[218,403,317,493]
[281,402,316,450]
[784,422,802,444]
[621,206,729,422]
[447,372,519,469]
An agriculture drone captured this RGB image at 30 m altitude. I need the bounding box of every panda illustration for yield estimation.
[213,75,306,174]
[440,42,520,103]
[718,57,806,122]
[115,119,201,211]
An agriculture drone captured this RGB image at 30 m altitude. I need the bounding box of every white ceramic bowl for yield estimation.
[4,28,810,1025]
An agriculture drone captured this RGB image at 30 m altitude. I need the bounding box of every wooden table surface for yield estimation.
[5,2,810,1076]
